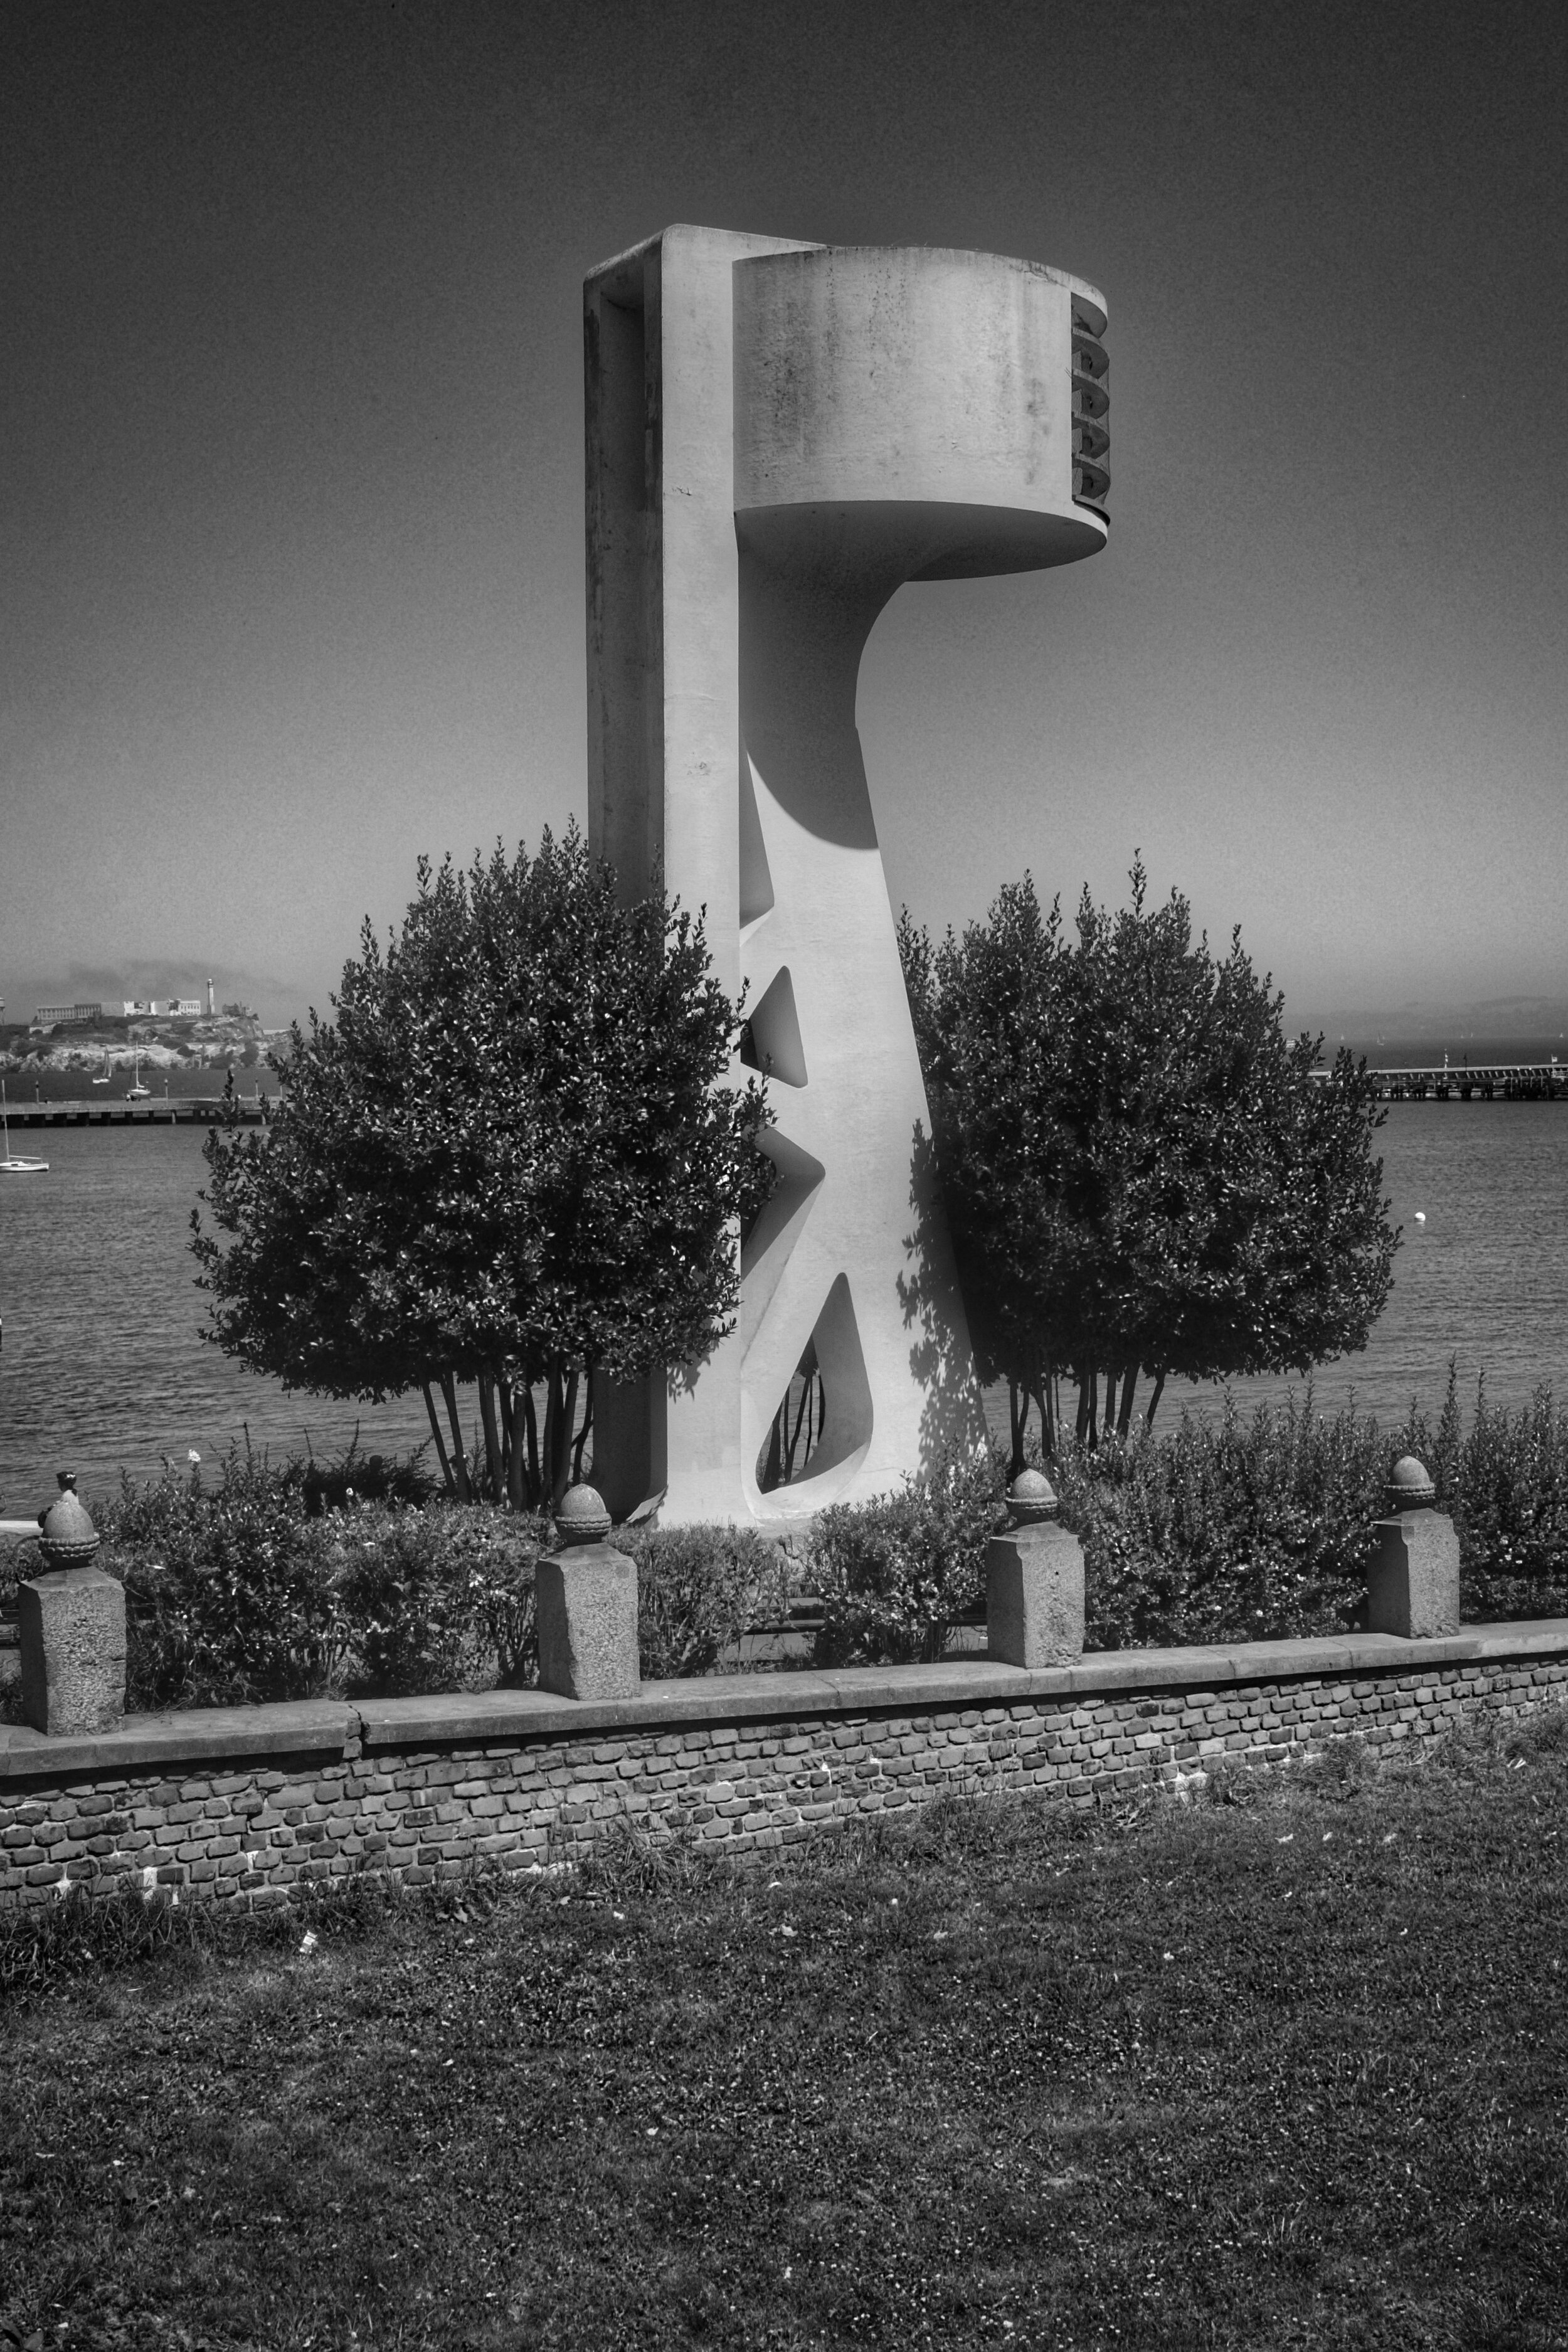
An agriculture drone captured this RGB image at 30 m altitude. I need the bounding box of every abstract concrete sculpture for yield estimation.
[584,228,1110,1525]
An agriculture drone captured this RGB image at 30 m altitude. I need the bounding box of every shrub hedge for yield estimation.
[1054,1394,1385,1649]
[803,1374,1568,1660]
[619,1520,790,1680]
[808,1446,1003,1665]
[98,1454,348,1709]
[85,1453,793,1708]
[331,1504,546,1695]
[14,1374,1568,1708]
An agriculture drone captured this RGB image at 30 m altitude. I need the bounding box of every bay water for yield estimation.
[2,1102,1566,1515]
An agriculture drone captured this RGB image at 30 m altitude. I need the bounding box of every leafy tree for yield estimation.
[902,861,1397,1462]
[193,827,771,1508]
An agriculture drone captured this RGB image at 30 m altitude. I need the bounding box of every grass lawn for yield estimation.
[3,1719,1567,2352]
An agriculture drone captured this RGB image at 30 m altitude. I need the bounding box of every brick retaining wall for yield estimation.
[4,1624,1568,1912]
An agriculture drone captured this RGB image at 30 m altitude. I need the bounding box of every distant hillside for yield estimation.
[0,1012,283,1083]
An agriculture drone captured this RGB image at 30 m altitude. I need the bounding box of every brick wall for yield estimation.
[4,1628,1567,1913]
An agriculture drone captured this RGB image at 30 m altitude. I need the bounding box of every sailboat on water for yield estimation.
[126,1052,152,1102]
[1,1081,48,1175]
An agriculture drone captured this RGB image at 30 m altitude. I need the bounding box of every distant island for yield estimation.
[0,1009,285,1086]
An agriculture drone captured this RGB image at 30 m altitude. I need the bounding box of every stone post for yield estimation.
[18,1473,126,1736]
[534,1484,642,1701]
[986,1471,1085,1668]
[1367,1454,1461,1639]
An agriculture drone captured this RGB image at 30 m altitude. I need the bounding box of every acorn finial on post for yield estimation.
[19,1473,126,1735]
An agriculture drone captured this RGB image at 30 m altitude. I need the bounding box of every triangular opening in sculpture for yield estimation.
[753,1273,873,1498]
[739,753,775,928]
[738,965,807,1088]
[740,1129,825,1345]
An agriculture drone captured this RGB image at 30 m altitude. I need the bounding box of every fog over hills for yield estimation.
[1305,998,1568,1056]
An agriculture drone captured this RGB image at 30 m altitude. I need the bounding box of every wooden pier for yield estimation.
[1363,1062,1566,1102]
[0,1097,270,1129]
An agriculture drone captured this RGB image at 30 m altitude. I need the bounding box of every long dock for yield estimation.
[0,1097,270,1128]
[1365,1062,1565,1101]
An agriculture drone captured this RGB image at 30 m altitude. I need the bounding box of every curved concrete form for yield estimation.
[583,226,1108,1526]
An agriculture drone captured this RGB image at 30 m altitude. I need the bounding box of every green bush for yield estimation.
[1054,1392,1386,1648]
[1410,1372,1568,1619]
[92,1455,795,1705]
[1054,1373,1568,1643]
[620,1521,788,1679]
[807,1448,1006,1666]
[332,1502,547,1693]
[795,1379,1568,1665]
[73,1375,1568,1708]
[97,1453,346,1709]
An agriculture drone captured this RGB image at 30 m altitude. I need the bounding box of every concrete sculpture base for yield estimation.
[536,1544,642,1702]
[584,226,1110,1525]
[985,1524,1086,1668]
[19,1566,127,1736]
[1367,1512,1461,1640]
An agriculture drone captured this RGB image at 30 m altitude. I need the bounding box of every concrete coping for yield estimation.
[0,1700,356,1783]
[3,1622,1566,1782]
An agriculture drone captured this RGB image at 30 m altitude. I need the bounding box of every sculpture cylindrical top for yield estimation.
[733,243,1108,580]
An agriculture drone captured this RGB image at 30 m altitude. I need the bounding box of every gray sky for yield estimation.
[4,0,1565,1036]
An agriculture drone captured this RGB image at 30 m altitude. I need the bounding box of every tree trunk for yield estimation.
[439,1372,474,1504]
[1074,1370,1091,1447]
[541,1366,580,1510]
[1116,1363,1140,1438]
[1143,1369,1167,1431]
[1007,1379,1025,1477]
[522,1384,541,1507]
[503,1379,529,1513]
[558,1369,580,1507]
[541,1367,562,1512]
[479,1372,506,1505]
[571,1384,595,1485]
[783,1375,809,1480]
[781,1343,818,1482]
[421,1379,457,1498]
